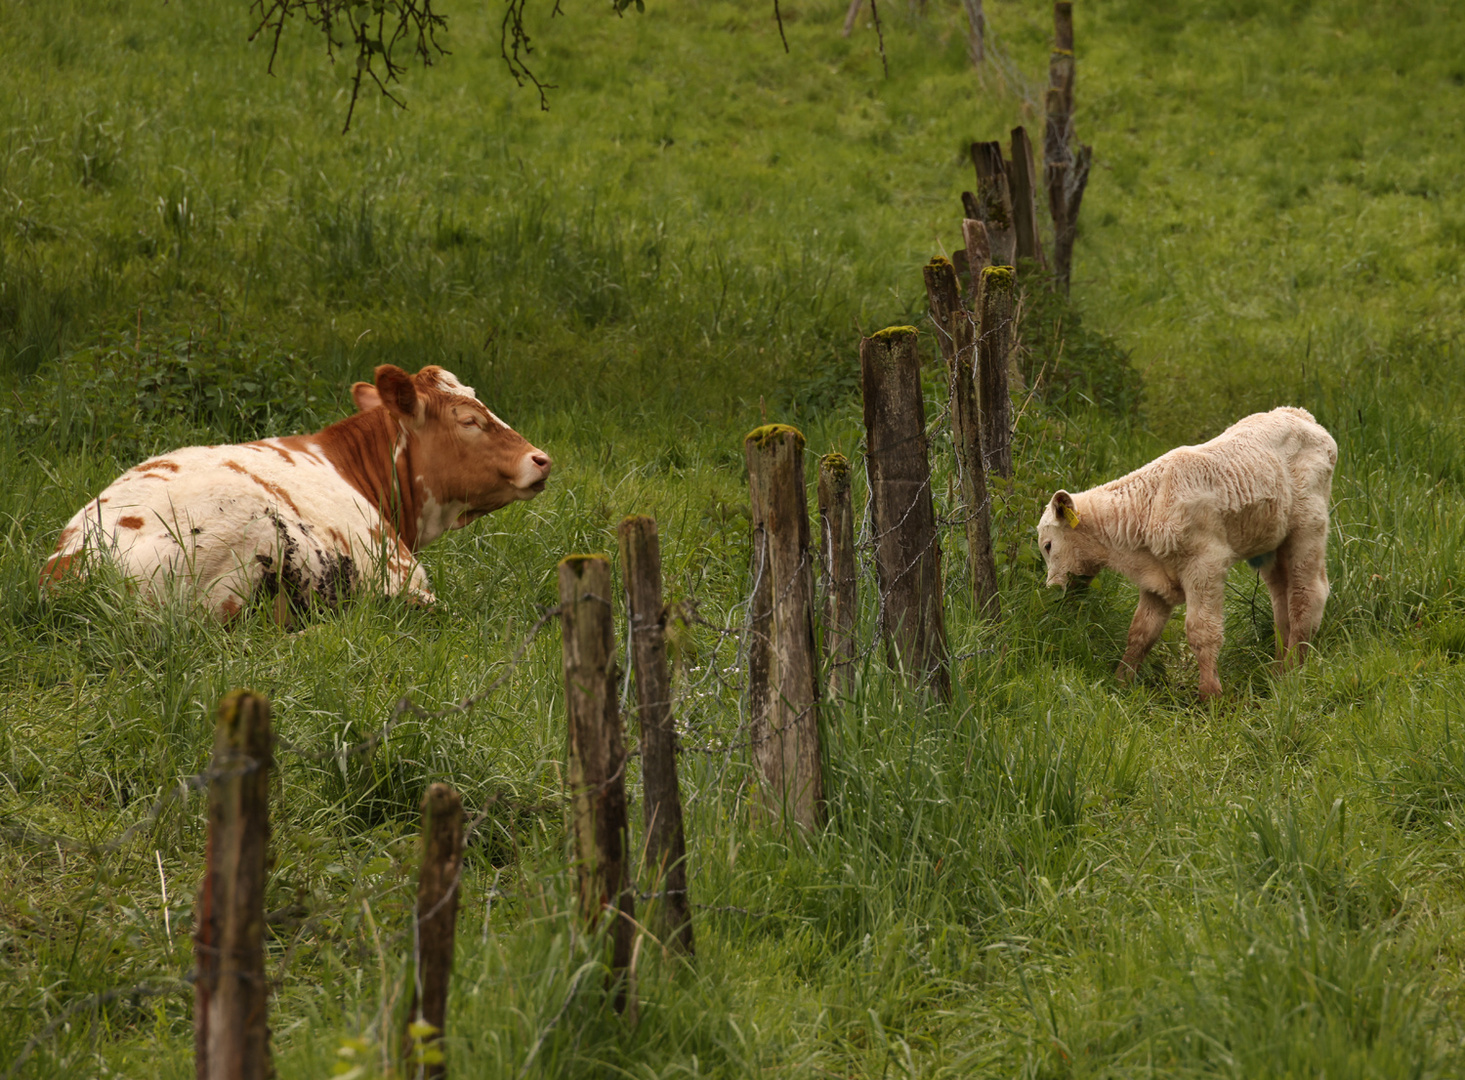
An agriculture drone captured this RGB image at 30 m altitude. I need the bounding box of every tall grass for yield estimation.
[2,0,1465,1076]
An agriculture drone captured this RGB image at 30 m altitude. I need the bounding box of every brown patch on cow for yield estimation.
[139,459,180,472]
[223,460,248,475]
[250,441,296,465]
[56,526,78,549]
[39,553,75,587]
[98,497,109,504]
[327,526,351,554]
[249,472,301,516]
[118,515,146,530]
[220,596,242,619]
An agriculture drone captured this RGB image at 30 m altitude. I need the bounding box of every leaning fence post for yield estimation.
[745,425,825,831]
[924,260,1000,620]
[1045,1,1092,293]
[970,141,1016,269]
[558,555,636,1004]
[961,218,992,313]
[859,329,951,698]
[617,516,694,955]
[977,267,1015,480]
[195,691,273,1080]
[817,453,858,698]
[401,783,464,1079]
[1008,126,1046,269]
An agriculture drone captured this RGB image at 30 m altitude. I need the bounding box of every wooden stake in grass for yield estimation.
[977,267,1016,480]
[617,515,694,955]
[559,554,636,1000]
[745,424,824,831]
[1045,1,1092,293]
[194,691,273,1080]
[961,218,992,312]
[402,783,464,1080]
[860,328,951,698]
[971,141,1016,268]
[1009,126,1046,269]
[924,260,1000,620]
[817,453,858,698]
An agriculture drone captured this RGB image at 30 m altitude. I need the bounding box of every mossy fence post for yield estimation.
[1008,126,1046,269]
[616,515,694,955]
[745,425,825,831]
[194,691,273,1080]
[558,555,636,1007]
[859,328,951,699]
[817,453,858,699]
[401,783,464,1079]
[924,260,1000,620]
[1045,0,1092,293]
[977,267,1015,480]
[970,141,1016,269]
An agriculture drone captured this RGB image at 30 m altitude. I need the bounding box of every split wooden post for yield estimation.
[977,267,1016,480]
[745,425,824,831]
[616,516,694,955]
[1008,126,1046,269]
[195,691,273,1080]
[1045,0,1092,293]
[961,218,992,312]
[859,328,950,698]
[558,555,636,1001]
[923,259,1000,620]
[817,453,858,698]
[402,783,465,1080]
[970,142,1016,268]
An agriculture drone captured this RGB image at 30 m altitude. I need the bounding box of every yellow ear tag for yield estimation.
[1062,506,1081,529]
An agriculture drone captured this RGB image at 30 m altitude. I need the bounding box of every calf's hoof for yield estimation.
[1197,678,1223,699]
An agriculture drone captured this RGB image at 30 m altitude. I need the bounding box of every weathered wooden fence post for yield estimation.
[745,425,824,831]
[402,783,464,1080]
[859,329,951,698]
[195,691,273,1080]
[616,516,694,955]
[961,218,992,311]
[558,555,636,1003]
[971,141,1016,268]
[1045,0,1092,293]
[1009,126,1046,269]
[817,453,858,698]
[977,267,1015,480]
[924,260,1000,620]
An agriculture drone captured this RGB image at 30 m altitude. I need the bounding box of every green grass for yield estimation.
[3,0,1465,1075]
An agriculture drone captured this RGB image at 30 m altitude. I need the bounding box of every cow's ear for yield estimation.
[1052,490,1081,528]
[374,365,423,426]
[351,382,382,412]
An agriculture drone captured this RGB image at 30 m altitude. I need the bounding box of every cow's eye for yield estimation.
[1044,541,1052,553]
[459,415,480,428]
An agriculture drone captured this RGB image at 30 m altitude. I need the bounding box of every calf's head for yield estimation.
[353,364,552,529]
[1036,490,1097,588]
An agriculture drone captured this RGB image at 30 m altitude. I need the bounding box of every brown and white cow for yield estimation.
[1037,406,1337,697]
[41,364,552,618]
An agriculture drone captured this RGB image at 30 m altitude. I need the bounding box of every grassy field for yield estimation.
[3,0,1465,1075]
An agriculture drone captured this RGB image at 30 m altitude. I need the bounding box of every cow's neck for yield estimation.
[303,408,428,552]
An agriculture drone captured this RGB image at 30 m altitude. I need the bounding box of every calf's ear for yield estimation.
[351,382,382,412]
[1051,490,1081,528]
[374,365,423,426]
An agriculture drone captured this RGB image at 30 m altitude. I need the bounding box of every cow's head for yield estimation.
[353,364,552,533]
[1036,490,1097,588]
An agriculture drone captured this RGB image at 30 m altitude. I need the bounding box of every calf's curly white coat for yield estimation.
[1037,406,1337,696]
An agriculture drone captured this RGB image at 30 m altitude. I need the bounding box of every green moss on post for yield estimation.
[982,265,1015,292]
[871,325,919,343]
[745,423,805,451]
[819,452,850,482]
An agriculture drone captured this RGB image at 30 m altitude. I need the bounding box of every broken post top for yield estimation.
[926,255,953,270]
[869,325,918,342]
[820,452,851,480]
[982,265,1016,292]
[745,423,806,451]
[558,553,610,578]
[421,782,463,820]
[618,514,656,533]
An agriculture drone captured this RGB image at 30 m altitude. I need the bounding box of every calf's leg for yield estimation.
[1181,571,1227,697]
[1117,590,1174,684]
[1259,550,1291,664]
[1282,529,1329,668]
